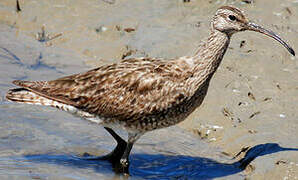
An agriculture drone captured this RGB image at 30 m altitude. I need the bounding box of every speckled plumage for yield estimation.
[6,6,295,173]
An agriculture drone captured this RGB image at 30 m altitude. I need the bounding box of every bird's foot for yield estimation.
[120,158,129,167]
[76,152,130,174]
[113,158,130,175]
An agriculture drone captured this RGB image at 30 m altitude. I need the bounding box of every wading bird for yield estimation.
[6,6,295,174]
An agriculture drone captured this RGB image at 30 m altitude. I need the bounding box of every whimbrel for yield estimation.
[6,6,295,173]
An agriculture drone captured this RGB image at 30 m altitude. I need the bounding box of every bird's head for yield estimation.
[212,6,295,56]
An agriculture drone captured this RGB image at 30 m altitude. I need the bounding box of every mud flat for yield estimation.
[0,0,297,179]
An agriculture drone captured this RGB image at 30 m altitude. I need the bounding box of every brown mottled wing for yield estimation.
[14,58,192,121]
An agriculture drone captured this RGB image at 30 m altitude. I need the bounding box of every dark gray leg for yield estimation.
[113,132,142,174]
[82,127,127,163]
[101,127,127,163]
[83,128,142,174]
[119,141,134,167]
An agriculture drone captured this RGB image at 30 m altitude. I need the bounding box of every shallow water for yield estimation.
[0,0,297,179]
[0,103,243,179]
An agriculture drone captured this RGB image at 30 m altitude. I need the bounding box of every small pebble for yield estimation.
[248,130,257,134]
[263,97,272,102]
[285,7,292,15]
[209,138,216,141]
[232,89,240,93]
[124,28,135,33]
[240,40,246,48]
[248,92,256,101]
[273,12,282,16]
[249,111,260,119]
[251,75,259,79]
[276,160,287,165]
[222,107,234,120]
[205,124,223,129]
[102,0,115,4]
[282,68,291,72]
[95,26,108,33]
[211,125,223,129]
[206,129,211,135]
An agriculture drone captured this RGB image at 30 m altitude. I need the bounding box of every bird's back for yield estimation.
[6,57,202,131]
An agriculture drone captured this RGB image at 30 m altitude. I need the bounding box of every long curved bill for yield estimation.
[247,22,295,56]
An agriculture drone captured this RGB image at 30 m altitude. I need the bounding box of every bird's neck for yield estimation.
[188,29,230,88]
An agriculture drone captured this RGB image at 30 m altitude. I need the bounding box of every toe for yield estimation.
[120,158,129,167]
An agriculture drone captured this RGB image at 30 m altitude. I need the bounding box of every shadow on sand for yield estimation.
[7,143,298,179]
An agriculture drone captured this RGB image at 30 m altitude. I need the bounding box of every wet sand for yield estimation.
[0,0,297,179]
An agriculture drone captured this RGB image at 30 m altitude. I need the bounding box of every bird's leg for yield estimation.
[101,127,127,163]
[82,127,127,163]
[113,132,142,174]
[82,128,142,174]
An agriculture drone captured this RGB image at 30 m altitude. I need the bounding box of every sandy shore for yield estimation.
[0,0,297,179]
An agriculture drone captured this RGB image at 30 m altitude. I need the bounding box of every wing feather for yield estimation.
[13,57,193,121]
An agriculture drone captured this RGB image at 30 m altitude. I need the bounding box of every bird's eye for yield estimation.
[228,15,236,21]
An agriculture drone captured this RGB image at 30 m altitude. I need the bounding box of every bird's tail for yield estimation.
[6,86,91,119]
[6,88,48,105]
